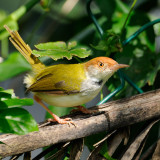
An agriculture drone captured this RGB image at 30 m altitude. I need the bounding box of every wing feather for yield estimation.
[27,63,86,94]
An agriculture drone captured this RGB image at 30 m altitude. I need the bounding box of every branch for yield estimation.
[11,0,41,21]
[0,89,160,158]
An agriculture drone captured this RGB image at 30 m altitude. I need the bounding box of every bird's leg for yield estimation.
[71,106,97,114]
[34,95,75,126]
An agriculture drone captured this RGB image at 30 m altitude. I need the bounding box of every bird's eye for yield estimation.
[98,61,104,68]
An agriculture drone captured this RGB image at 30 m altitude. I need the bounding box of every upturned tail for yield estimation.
[4,25,45,73]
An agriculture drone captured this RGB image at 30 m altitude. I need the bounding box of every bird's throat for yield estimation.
[94,79,103,86]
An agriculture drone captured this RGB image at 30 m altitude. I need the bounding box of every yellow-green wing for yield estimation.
[27,63,86,94]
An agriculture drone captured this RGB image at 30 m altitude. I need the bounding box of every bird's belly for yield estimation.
[34,90,100,107]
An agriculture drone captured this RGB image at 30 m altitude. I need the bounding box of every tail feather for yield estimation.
[4,25,45,73]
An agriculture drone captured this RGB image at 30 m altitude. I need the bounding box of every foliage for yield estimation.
[0,10,18,40]
[33,41,91,60]
[91,30,123,56]
[0,52,31,82]
[40,0,50,11]
[0,87,38,135]
[93,0,159,97]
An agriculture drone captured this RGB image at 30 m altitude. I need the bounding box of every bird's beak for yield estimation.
[110,64,129,71]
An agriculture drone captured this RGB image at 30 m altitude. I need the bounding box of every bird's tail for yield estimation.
[4,25,45,73]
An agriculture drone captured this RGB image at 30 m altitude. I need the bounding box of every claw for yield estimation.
[48,117,76,127]
[71,106,97,114]
[34,96,76,127]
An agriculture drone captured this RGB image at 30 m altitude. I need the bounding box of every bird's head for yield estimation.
[84,57,129,82]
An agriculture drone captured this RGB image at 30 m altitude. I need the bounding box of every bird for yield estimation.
[4,25,129,125]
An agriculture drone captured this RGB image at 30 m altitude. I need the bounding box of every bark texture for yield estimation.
[0,89,160,158]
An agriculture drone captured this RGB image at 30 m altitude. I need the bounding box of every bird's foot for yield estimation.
[34,95,76,127]
[48,115,76,127]
[71,106,97,114]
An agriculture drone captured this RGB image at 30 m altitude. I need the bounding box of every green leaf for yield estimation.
[69,48,91,58]
[0,107,38,135]
[68,41,77,50]
[33,41,91,60]
[0,98,33,110]
[91,30,122,56]
[0,87,37,135]
[0,52,31,82]
[0,90,12,99]
[94,0,156,98]
[1,88,15,95]
[0,10,8,20]
[127,12,155,52]
[0,101,8,109]
[0,88,16,100]
[35,41,67,50]
[32,50,68,60]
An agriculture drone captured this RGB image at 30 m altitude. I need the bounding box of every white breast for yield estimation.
[35,69,104,107]
[35,88,100,107]
[35,77,102,107]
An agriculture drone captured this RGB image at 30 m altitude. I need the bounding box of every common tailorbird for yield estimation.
[4,25,129,125]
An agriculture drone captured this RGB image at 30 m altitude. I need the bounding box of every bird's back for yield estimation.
[26,63,86,94]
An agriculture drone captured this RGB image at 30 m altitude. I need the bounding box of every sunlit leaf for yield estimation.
[35,41,67,50]
[0,87,37,135]
[33,41,91,60]
[0,98,33,109]
[68,41,77,49]
[0,107,38,135]
[1,88,15,96]
[0,52,31,82]
[0,90,12,99]
[69,48,91,58]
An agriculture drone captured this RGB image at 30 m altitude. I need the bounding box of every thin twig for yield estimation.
[121,0,137,35]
